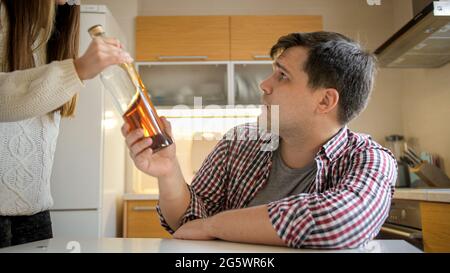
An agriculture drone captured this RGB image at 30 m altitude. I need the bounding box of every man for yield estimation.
[122,32,397,249]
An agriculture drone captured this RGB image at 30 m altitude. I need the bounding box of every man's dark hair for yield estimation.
[270,32,377,125]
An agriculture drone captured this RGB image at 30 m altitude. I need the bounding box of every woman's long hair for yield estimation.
[2,0,80,117]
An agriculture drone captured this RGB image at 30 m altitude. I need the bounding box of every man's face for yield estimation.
[260,46,318,137]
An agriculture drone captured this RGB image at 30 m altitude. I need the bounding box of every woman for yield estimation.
[0,0,133,247]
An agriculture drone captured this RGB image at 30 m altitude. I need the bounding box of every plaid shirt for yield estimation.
[157,123,397,249]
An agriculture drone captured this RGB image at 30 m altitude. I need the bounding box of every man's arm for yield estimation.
[157,161,191,231]
[173,205,285,247]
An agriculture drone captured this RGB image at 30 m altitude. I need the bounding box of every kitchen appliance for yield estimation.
[50,5,126,238]
[374,1,450,68]
[378,200,423,250]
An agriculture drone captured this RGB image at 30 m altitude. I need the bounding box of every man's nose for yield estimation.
[260,77,273,95]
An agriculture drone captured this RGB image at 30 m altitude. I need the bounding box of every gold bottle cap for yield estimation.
[88,25,105,37]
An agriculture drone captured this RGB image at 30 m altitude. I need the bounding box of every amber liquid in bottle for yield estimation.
[123,82,173,152]
[122,64,173,153]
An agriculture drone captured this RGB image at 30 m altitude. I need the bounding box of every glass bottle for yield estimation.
[88,25,173,152]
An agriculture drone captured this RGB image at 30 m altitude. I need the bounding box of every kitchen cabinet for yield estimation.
[421,202,450,253]
[124,200,172,238]
[136,15,323,62]
[230,16,323,60]
[137,62,229,106]
[136,16,230,61]
[137,61,273,107]
[135,15,322,106]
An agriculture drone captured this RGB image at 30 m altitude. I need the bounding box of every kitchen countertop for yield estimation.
[394,188,450,203]
[0,238,421,253]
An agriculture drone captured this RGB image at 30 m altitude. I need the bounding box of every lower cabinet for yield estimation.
[123,200,172,238]
[421,202,450,253]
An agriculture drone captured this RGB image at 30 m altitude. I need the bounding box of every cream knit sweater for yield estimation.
[0,6,84,216]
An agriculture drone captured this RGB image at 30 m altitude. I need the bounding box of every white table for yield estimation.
[0,238,422,253]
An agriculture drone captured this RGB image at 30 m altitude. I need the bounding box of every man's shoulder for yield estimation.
[346,129,395,160]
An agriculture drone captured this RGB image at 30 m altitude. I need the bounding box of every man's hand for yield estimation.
[122,117,190,231]
[121,117,177,178]
[173,218,216,241]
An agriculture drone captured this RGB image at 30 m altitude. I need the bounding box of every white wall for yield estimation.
[393,0,414,31]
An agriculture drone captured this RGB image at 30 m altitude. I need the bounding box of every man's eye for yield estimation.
[278,72,288,81]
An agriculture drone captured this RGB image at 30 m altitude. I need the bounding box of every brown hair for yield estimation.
[270,32,377,125]
[2,0,80,117]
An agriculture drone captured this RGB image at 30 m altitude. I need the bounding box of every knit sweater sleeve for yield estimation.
[0,59,84,122]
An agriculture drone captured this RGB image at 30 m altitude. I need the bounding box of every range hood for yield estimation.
[375,1,450,68]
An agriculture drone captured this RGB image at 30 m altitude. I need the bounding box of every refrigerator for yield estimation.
[49,5,126,238]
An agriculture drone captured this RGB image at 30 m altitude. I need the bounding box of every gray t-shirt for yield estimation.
[247,148,317,207]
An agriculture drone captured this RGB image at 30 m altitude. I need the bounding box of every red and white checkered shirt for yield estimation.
[157,123,397,249]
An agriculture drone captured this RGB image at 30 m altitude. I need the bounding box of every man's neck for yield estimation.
[279,125,342,169]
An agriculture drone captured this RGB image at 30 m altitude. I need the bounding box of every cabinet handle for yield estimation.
[132,206,157,211]
[158,56,208,61]
[253,55,271,60]
[380,226,422,239]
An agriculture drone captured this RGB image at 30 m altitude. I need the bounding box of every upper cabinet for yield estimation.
[230,16,323,60]
[136,15,323,61]
[136,16,230,61]
[135,15,323,106]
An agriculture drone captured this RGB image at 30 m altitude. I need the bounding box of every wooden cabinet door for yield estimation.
[124,200,172,238]
[421,202,450,252]
[136,16,230,61]
[230,16,323,60]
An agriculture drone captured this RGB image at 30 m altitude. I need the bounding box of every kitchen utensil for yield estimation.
[410,162,450,188]
[404,148,422,165]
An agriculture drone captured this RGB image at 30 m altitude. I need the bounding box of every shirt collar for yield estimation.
[321,126,349,161]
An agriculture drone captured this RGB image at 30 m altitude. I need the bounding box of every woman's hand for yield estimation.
[121,117,177,178]
[74,37,133,81]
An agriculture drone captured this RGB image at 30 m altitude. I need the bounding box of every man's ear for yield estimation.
[316,88,339,114]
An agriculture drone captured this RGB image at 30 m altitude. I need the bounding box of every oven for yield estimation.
[377,199,424,250]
